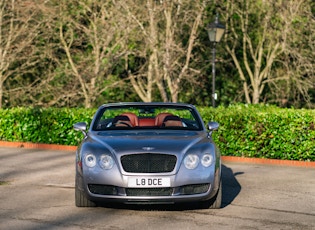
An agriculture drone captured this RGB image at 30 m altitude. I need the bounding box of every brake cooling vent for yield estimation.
[121,153,177,173]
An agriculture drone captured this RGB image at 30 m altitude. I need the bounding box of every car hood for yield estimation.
[88,130,209,156]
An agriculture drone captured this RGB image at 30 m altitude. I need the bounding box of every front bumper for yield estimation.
[78,168,220,204]
[86,182,215,204]
[77,150,221,204]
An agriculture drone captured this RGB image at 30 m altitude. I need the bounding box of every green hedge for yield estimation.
[0,105,314,161]
[200,104,315,161]
[0,107,95,146]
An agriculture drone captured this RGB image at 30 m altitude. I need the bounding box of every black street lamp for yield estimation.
[206,13,225,107]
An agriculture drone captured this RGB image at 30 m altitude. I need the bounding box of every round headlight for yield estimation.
[184,154,199,169]
[201,154,214,167]
[99,154,115,170]
[85,154,96,168]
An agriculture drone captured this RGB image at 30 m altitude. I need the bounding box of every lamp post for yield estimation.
[207,13,225,107]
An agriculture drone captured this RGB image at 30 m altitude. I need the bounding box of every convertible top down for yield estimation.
[74,102,221,208]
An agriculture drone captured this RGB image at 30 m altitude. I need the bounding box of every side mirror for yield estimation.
[207,121,219,137]
[73,122,87,136]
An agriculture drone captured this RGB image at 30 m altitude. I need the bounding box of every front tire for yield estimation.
[200,180,222,209]
[75,174,96,207]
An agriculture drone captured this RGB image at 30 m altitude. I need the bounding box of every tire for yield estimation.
[75,174,96,207]
[200,180,222,209]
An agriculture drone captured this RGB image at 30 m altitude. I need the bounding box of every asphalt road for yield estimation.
[0,147,314,230]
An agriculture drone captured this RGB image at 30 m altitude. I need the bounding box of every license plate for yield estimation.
[128,177,170,188]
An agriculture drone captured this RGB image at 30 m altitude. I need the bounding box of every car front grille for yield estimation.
[88,184,210,196]
[125,188,173,196]
[121,153,177,173]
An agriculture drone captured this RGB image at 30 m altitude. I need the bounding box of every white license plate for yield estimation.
[128,177,170,188]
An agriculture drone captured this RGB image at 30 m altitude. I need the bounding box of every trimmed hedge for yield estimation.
[200,104,315,161]
[0,105,314,161]
[0,107,95,146]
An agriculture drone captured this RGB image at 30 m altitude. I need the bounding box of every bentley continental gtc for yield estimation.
[74,102,221,208]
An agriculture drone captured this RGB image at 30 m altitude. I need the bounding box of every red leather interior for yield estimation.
[138,118,155,126]
[121,112,139,127]
[154,113,173,126]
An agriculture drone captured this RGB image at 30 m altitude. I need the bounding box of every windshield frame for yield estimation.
[91,103,204,131]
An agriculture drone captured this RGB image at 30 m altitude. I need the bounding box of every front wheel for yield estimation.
[200,180,222,209]
[75,174,96,207]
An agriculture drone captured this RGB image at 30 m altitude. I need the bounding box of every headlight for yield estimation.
[201,154,214,167]
[99,154,115,170]
[184,154,199,169]
[85,154,96,168]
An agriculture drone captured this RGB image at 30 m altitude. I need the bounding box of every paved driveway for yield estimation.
[0,147,314,230]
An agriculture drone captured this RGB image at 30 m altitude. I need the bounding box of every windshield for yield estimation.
[92,104,203,131]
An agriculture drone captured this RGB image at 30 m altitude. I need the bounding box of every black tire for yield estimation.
[200,180,222,209]
[75,174,96,207]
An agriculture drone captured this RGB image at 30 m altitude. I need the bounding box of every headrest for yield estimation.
[163,115,181,122]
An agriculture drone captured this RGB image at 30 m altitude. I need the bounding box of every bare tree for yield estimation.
[119,0,208,102]
[0,0,43,108]
[223,0,315,105]
[268,0,315,107]
[57,0,129,108]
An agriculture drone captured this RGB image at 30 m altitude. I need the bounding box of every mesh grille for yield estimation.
[126,188,173,196]
[179,184,210,195]
[88,184,118,195]
[121,153,177,173]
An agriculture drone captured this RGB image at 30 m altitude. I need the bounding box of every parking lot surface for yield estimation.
[0,147,314,230]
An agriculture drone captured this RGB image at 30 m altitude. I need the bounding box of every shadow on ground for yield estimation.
[221,164,242,208]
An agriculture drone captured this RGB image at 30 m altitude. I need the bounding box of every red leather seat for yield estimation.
[162,115,183,127]
[112,115,133,127]
[121,112,139,127]
[154,113,173,126]
[139,118,155,126]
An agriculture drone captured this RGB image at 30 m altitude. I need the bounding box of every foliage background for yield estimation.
[0,106,314,161]
[0,0,314,109]
[0,1,314,162]
[202,105,315,161]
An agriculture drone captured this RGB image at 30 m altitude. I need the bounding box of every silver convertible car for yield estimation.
[74,102,221,208]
